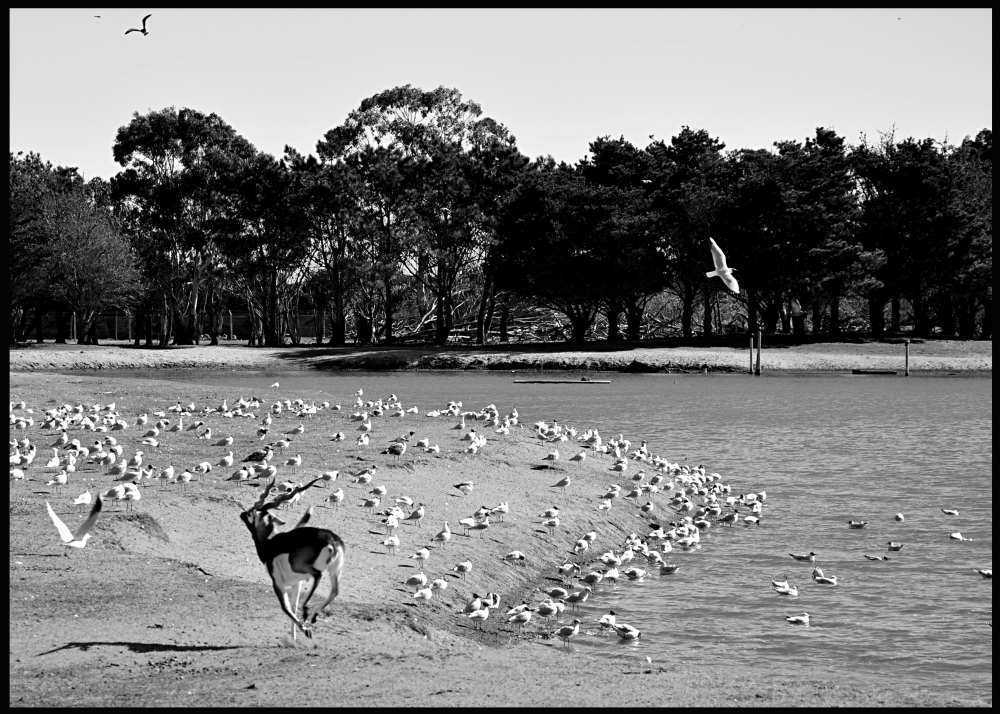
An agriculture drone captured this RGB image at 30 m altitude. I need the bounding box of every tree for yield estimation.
[646,127,728,337]
[318,84,514,344]
[112,107,257,345]
[40,190,140,344]
[579,136,665,340]
[9,152,84,342]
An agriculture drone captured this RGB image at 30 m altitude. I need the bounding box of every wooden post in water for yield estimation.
[904,339,910,376]
[755,330,762,376]
[228,310,234,340]
[749,336,754,374]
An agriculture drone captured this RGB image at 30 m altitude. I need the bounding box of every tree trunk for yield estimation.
[680,281,695,338]
[890,294,901,333]
[829,290,840,334]
[936,294,956,337]
[811,300,823,334]
[383,275,395,345]
[956,297,976,340]
[34,305,45,343]
[499,303,510,343]
[624,296,643,341]
[746,286,758,335]
[85,312,99,345]
[606,298,622,342]
[868,292,885,337]
[55,307,67,344]
[434,279,447,346]
[145,310,154,347]
[701,284,713,338]
[912,294,932,338]
[356,311,373,345]
[475,276,493,346]
[206,286,219,346]
[565,307,592,343]
[981,290,993,340]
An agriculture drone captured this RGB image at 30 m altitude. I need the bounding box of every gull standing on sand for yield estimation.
[706,237,740,293]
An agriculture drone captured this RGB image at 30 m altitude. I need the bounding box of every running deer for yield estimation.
[241,477,347,640]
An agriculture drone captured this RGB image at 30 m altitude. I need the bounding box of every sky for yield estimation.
[9,8,993,180]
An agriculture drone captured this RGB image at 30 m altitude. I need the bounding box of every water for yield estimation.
[116,369,992,699]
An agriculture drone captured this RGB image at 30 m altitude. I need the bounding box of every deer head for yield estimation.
[241,477,324,558]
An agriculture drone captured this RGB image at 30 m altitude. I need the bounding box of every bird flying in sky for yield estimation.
[125,14,152,36]
[706,237,740,293]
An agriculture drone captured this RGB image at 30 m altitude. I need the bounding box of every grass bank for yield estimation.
[8,337,992,374]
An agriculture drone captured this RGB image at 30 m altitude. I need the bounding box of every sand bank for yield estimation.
[8,372,990,707]
[8,338,992,374]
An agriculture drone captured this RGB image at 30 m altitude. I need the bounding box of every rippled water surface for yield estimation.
[127,370,992,699]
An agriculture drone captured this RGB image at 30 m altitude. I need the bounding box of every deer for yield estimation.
[240,477,347,641]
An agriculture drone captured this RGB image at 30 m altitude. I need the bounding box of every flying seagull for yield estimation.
[46,496,103,553]
[125,14,151,35]
[706,237,739,293]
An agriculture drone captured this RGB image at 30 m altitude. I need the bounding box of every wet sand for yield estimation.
[8,370,990,707]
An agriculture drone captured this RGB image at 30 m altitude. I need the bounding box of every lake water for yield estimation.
[117,369,992,700]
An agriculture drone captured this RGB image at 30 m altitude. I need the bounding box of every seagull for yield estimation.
[452,560,473,579]
[46,497,102,554]
[887,542,904,551]
[973,569,992,579]
[847,520,868,529]
[124,15,151,35]
[949,532,971,541]
[409,547,430,570]
[706,237,739,293]
[73,489,93,511]
[454,481,474,496]
[467,606,490,629]
[784,613,810,626]
[551,476,571,491]
[864,555,890,561]
[612,623,642,640]
[941,508,960,516]
[789,551,816,562]
[555,618,582,646]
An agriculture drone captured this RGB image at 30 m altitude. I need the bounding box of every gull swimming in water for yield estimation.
[784,613,810,626]
[706,237,739,293]
[789,551,816,562]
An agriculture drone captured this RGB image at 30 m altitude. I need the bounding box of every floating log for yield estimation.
[513,379,611,384]
[851,369,898,375]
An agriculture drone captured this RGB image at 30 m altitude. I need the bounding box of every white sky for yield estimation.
[9,9,993,180]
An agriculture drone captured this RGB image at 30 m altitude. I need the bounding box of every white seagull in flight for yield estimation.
[706,237,740,293]
[46,496,103,553]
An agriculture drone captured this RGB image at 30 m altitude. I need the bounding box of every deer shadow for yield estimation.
[38,641,240,656]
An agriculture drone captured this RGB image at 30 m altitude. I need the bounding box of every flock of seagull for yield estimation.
[9,379,992,646]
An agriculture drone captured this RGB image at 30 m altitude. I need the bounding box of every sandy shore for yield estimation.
[9,371,990,707]
[8,338,993,373]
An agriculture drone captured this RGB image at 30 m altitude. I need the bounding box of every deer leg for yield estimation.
[305,546,345,625]
[270,578,310,639]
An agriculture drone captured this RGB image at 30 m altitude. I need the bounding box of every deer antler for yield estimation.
[294,506,314,529]
[259,477,324,515]
[250,477,277,512]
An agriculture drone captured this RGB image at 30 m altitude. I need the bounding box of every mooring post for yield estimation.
[755,330,762,376]
[749,335,754,374]
[228,310,234,340]
[904,339,910,376]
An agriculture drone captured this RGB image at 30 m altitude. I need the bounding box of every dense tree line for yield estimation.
[9,85,992,346]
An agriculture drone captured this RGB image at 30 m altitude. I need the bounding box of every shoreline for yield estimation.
[9,371,991,707]
[8,339,993,374]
